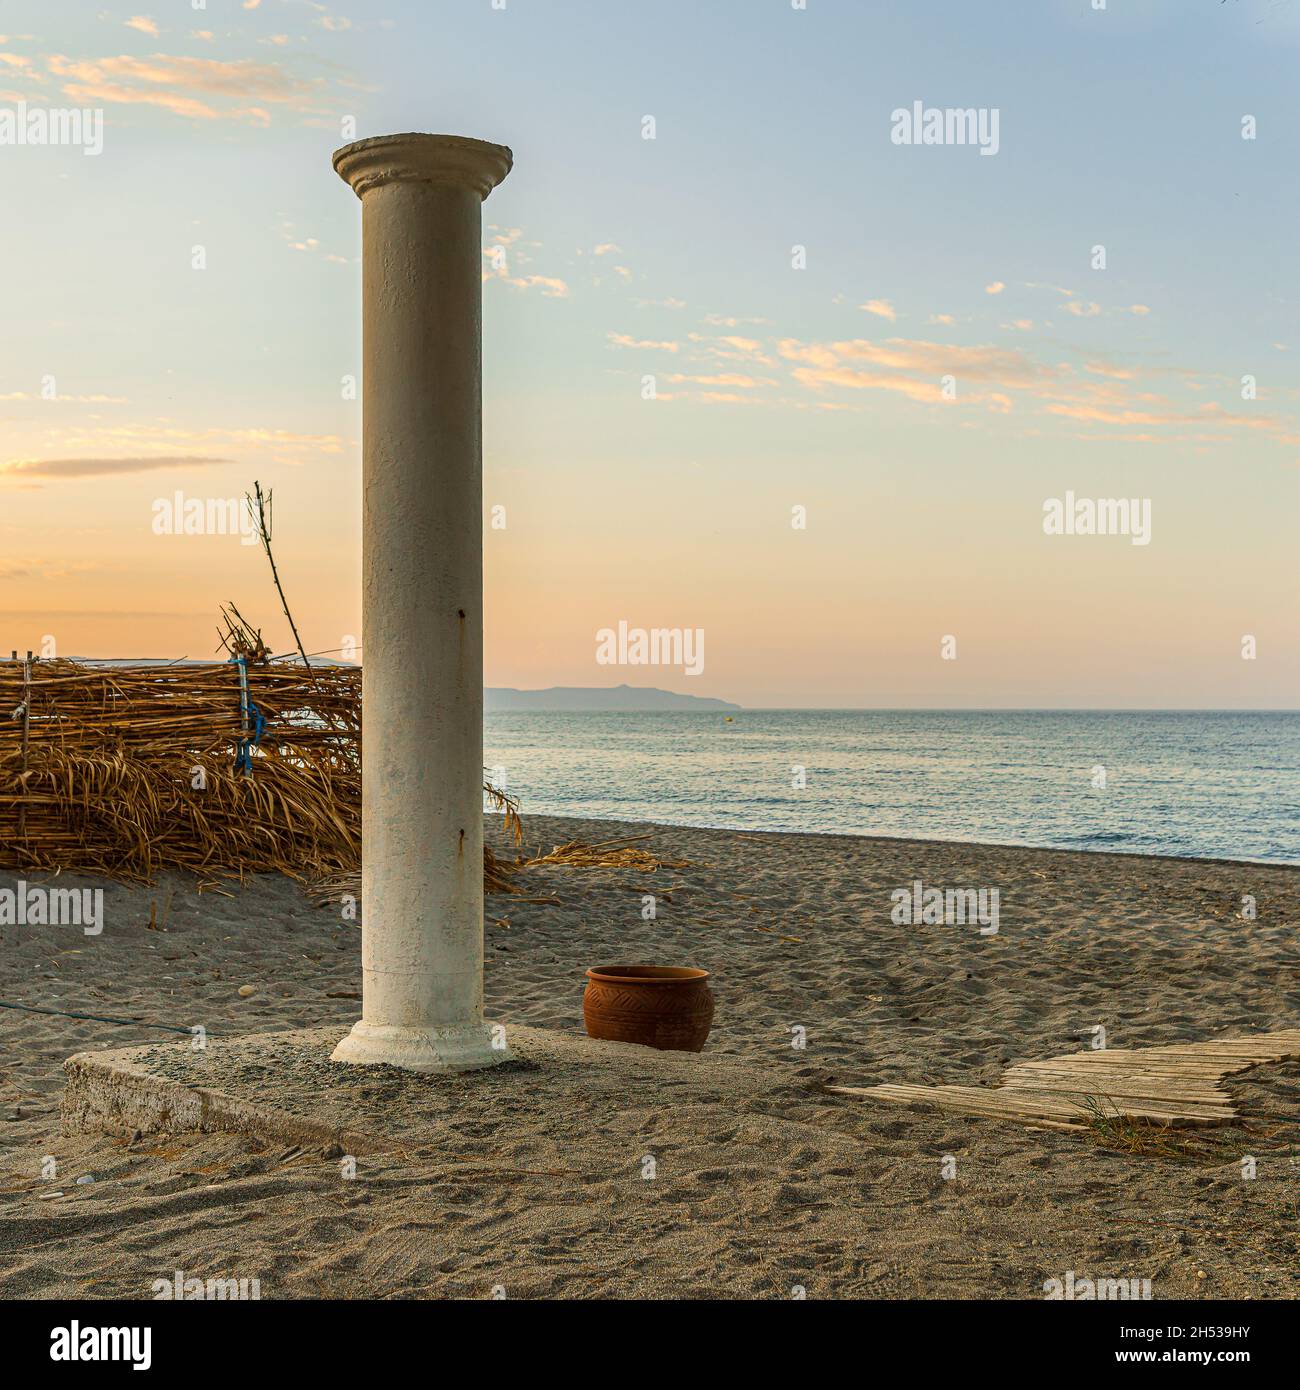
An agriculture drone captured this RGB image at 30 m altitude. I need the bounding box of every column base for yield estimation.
[330,1020,511,1073]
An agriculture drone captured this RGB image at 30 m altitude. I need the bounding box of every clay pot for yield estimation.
[583,965,714,1053]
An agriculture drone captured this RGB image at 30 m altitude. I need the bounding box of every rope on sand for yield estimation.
[0,999,204,1035]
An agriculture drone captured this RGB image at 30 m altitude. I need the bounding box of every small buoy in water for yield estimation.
[724,716,734,722]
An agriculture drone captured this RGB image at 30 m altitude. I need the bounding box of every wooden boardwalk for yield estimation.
[830,1030,1300,1131]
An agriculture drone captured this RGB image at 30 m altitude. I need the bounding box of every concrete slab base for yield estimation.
[62,1023,796,1157]
[330,1018,511,1073]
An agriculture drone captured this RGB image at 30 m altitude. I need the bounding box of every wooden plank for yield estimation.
[829,1088,1087,1132]
[829,1028,1300,1132]
[833,1086,1087,1121]
[834,1085,1227,1128]
[850,1083,1232,1123]
[1002,1087,1228,1105]
[1002,1076,1227,1094]
[1006,1093,1235,1120]
[1013,1056,1234,1069]
[1015,1037,1300,1066]
[1017,1057,1241,1073]
[1004,1064,1229,1082]
[1000,1074,1228,1099]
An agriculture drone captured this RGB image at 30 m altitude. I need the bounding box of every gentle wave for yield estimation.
[485,709,1300,864]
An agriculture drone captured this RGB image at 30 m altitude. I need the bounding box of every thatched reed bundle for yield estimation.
[520,835,689,873]
[0,657,518,892]
[308,834,688,908]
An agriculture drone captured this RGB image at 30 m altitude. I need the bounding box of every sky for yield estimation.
[1,0,1297,708]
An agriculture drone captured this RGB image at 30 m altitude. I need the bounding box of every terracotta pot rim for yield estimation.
[586,964,710,985]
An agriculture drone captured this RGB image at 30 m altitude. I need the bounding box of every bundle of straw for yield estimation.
[0,657,519,892]
[521,835,689,872]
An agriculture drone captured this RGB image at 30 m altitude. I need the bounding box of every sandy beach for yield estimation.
[2,813,1298,1300]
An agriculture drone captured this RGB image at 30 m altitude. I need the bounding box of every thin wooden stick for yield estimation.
[17,651,30,842]
[248,482,313,679]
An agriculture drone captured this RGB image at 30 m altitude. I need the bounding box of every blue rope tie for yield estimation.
[231,656,268,774]
[235,700,266,773]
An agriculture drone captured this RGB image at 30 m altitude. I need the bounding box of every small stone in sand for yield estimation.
[238,985,256,998]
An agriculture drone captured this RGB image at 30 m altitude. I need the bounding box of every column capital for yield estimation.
[333,132,512,200]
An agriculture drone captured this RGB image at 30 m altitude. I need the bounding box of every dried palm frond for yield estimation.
[521,835,691,873]
[0,656,516,895]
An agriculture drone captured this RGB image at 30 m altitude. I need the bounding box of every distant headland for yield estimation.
[485,685,741,712]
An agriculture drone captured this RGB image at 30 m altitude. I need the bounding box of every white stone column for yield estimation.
[330,133,512,1072]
